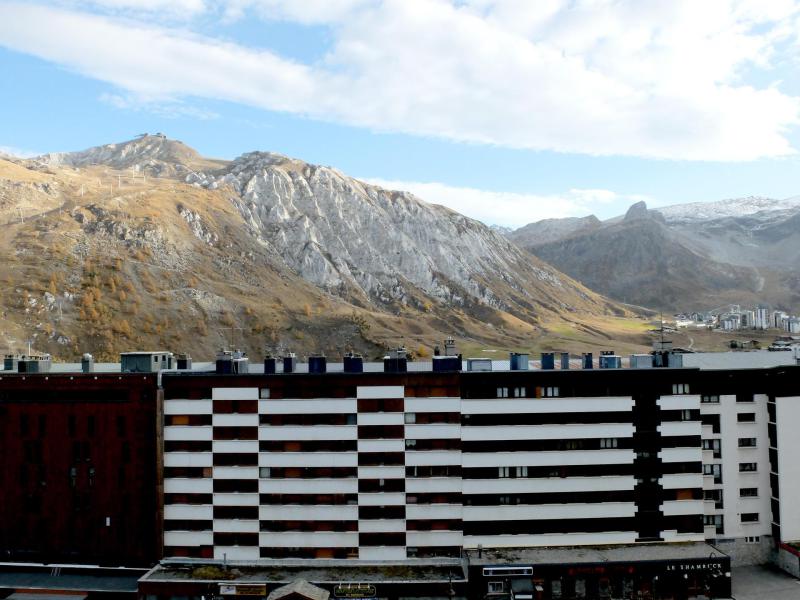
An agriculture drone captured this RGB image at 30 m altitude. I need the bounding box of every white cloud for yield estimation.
[99,92,219,119]
[362,178,651,228]
[0,1,799,160]
[0,145,39,158]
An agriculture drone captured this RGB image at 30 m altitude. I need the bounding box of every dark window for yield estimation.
[737,413,756,423]
[214,505,259,520]
[741,513,759,523]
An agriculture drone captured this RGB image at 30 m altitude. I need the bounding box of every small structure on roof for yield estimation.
[267,580,330,600]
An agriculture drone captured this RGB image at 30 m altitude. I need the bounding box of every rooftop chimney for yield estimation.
[343,352,364,373]
[309,354,327,374]
[81,353,94,373]
[384,347,408,373]
[510,352,529,371]
[541,352,555,370]
[283,353,297,374]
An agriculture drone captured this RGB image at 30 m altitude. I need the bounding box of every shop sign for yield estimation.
[219,583,268,596]
[334,584,377,598]
[665,562,724,573]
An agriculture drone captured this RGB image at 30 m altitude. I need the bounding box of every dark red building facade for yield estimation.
[0,373,161,567]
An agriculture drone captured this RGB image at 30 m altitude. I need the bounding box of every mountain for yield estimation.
[509,215,601,247]
[0,135,646,361]
[514,197,800,311]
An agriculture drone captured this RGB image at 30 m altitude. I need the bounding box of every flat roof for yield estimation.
[141,559,466,584]
[0,566,145,593]
[465,542,727,566]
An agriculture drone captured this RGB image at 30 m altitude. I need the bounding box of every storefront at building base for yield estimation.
[466,542,731,600]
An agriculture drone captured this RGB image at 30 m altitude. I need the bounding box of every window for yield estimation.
[680,409,694,421]
[740,487,758,498]
[701,395,720,403]
[703,463,722,483]
[702,438,722,458]
[542,386,559,398]
[488,582,504,593]
[259,388,270,399]
[672,383,690,394]
[498,466,510,478]
[737,413,756,423]
[259,467,271,478]
[704,514,723,532]
[515,466,528,478]
[512,387,526,398]
[738,438,757,448]
[404,413,416,424]
[704,489,723,509]
[405,439,417,449]
[600,438,618,449]
[741,513,759,523]
[745,536,761,543]
[497,387,509,398]
[739,462,758,472]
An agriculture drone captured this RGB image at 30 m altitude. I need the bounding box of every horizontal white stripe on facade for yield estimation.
[164,399,212,415]
[212,413,259,427]
[260,399,356,414]
[406,504,463,520]
[214,546,259,561]
[461,423,633,441]
[213,466,259,479]
[260,532,358,547]
[259,452,358,468]
[358,519,406,533]
[259,425,357,441]
[164,478,213,494]
[461,397,633,415]
[405,397,460,412]
[164,426,212,441]
[657,421,702,437]
[259,479,358,494]
[660,473,704,490]
[463,531,637,548]
[358,492,406,506]
[214,440,260,454]
[357,386,404,399]
[260,505,359,521]
[463,502,635,522]
[164,531,213,546]
[213,493,260,506]
[657,395,701,410]
[212,387,259,401]
[212,519,259,533]
[462,475,635,495]
[359,547,407,560]
[164,452,212,468]
[357,412,405,426]
[405,451,462,466]
[407,530,464,547]
[357,466,406,480]
[661,500,705,516]
[462,450,634,468]
[405,424,461,439]
[661,531,706,543]
[406,478,462,494]
[164,504,213,520]
[658,447,702,463]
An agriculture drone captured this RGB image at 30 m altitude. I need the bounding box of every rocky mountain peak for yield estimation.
[624,201,649,221]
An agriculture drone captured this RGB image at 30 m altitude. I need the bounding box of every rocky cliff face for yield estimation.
[186,151,609,318]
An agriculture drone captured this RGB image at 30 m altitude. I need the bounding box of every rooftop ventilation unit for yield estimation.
[467,358,492,372]
[343,353,364,373]
[384,347,408,373]
[582,353,593,370]
[541,352,555,370]
[309,355,327,374]
[283,353,297,374]
[4,354,20,371]
[215,349,249,374]
[176,353,192,370]
[560,352,570,370]
[432,355,461,372]
[629,354,653,369]
[17,354,52,374]
[510,352,529,371]
[599,352,622,369]
[81,353,94,373]
[263,355,277,375]
[444,336,458,357]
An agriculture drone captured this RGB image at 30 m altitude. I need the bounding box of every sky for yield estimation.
[0,0,799,228]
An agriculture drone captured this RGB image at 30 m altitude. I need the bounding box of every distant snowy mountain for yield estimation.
[513,197,800,311]
[656,196,800,224]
